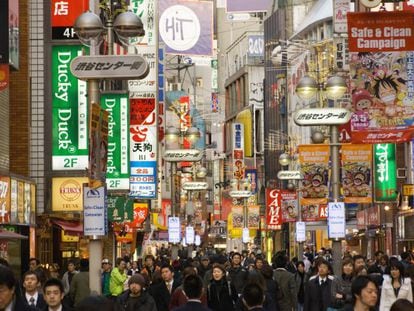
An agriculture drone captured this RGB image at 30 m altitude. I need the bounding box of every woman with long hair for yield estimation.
[330,258,355,310]
[206,263,238,311]
[380,261,413,311]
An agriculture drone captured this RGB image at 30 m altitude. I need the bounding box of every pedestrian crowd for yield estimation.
[2,248,414,310]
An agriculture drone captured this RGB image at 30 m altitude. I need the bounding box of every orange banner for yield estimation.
[347,11,414,52]
[341,144,372,203]
[232,206,244,228]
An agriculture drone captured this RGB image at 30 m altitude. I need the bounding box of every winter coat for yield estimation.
[69,271,90,307]
[207,278,238,311]
[110,268,128,297]
[330,274,354,309]
[227,266,249,295]
[115,290,157,311]
[273,268,297,311]
[379,276,413,311]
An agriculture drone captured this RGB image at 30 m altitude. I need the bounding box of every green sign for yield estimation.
[101,93,130,190]
[374,143,397,202]
[51,45,88,170]
[107,196,133,222]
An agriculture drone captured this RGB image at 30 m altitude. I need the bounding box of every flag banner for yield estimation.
[301,198,328,222]
[281,190,298,222]
[248,205,260,229]
[342,144,372,203]
[232,206,244,228]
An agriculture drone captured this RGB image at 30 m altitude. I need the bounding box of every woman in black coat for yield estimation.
[207,263,238,311]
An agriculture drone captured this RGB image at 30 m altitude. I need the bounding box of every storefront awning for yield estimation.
[0,230,28,240]
[52,220,83,236]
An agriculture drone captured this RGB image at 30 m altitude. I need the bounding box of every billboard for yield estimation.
[101,93,130,190]
[52,45,88,170]
[159,0,213,55]
[51,0,89,40]
[266,188,282,229]
[52,177,88,212]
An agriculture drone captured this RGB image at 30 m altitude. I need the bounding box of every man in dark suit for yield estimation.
[149,264,180,311]
[22,271,47,310]
[41,278,72,311]
[173,274,211,311]
[304,259,334,311]
[0,264,32,311]
[242,283,265,311]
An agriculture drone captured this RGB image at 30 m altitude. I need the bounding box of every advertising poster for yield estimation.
[301,198,328,222]
[107,196,133,223]
[266,188,282,229]
[159,0,213,55]
[129,98,157,199]
[0,177,10,224]
[17,181,24,224]
[233,123,245,180]
[342,144,372,203]
[101,93,130,190]
[245,169,258,194]
[52,45,88,170]
[248,205,260,229]
[374,143,397,201]
[281,190,298,222]
[347,11,414,143]
[298,145,330,204]
[232,206,244,228]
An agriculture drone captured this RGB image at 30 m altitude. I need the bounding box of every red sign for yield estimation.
[347,11,414,52]
[131,203,149,228]
[51,0,89,27]
[403,0,414,11]
[266,188,282,229]
[357,210,366,230]
[0,65,9,91]
[367,206,380,226]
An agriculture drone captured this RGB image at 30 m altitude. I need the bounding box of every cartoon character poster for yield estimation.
[301,198,328,222]
[298,145,330,204]
[248,205,260,229]
[341,144,372,203]
[232,206,243,228]
[281,190,297,222]
[348,12,414,143]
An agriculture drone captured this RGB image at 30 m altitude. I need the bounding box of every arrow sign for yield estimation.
[70,55,150,80]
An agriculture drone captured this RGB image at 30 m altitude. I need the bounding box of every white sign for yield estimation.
[277,171,303,180]
[182,182,209,191]
[163,149,204,162]
[195,234,201,246]
[168,217,181,243]
[333,0,350,33]
[296,221,306,242]
[328,202,346,239]
[83,186,107,236]
[294,108,351,125]
[128,45,157,98]
[159,5,200,51]
[242,227,250,243]
[229,190,252,198]
[185,226,195,244]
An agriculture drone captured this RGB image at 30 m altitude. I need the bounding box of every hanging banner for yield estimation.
[333,0,350,34]
[52,45,88,170]
[232,206,244,228]
[233,123,245,180]
[83,186,107,236]
[342,144,373,203]
[245,169,258,194]
[51,0,89,40]
[159,0,213,56]
[168,216,181,243]
[130,202,149,228]
[298,145,329,205]
[347,11,414,143]
[301,198,328,222]
[101,93,130,190]
[328,202,346,239]
[248,205,260,229]
[266,188,282,229]
[107,196,133,223]
[281,190,298,222]
[0,177,10,224]
[129,98,157,199]
[374,143,398,201]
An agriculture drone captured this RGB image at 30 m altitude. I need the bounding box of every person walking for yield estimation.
[330,258,355,310]
[101,258,112,298]
[110,258,128,299]
[295,261,306,311]
[69,258,90,308]
[206,263,238,311]
[22,270,47,310]
[380,261,413,311]
[149,264,180,311]
[61,260,78,296]
[273,253,297,311]
[343,275,378,311]
[241,283,265,311]
[173,274,211,311]
[0,265,32,311]
[114,273,156,311]
[304,259,334,311]
[41,278,72,311]
[228,252,249,295]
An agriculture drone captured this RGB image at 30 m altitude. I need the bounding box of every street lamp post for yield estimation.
[295,75,349,276]
[72,9,145,294]
[164,126,201,259]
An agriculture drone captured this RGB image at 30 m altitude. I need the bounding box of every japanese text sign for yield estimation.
[51,0,89,40]
[374,143,397,201]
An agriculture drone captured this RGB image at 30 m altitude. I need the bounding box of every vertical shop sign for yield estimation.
[233,123,245,180]
[342,144,372,203]
[266,188,282,229]
[101,93,130,190]
[52,45,88,170]
[333,0,350,33]
[128,46,157,99]
[128,0,156,46]
[129,98,157,199]
[9,179,17,224]
[374,144,397,201]
[51,0,89,40]
[0,177,10,224]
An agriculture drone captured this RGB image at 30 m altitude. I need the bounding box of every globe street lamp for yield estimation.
[72,9,145,295]
[295,74,349,276]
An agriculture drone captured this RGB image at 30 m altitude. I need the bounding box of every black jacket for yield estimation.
[304,276,334,311]
[149,279,180,311]
[207,278,238,311]
[22,293,47,311]
[227,266,248,295]
[115,290,157,311]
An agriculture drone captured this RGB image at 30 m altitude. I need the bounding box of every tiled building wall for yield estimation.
[29,0,45,213]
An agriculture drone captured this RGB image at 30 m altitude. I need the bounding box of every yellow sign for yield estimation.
[61,230,79,242]
[403,184,414,196]
[52,177,88,211]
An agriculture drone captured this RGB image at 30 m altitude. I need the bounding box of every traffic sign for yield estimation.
[70,55,150,80]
